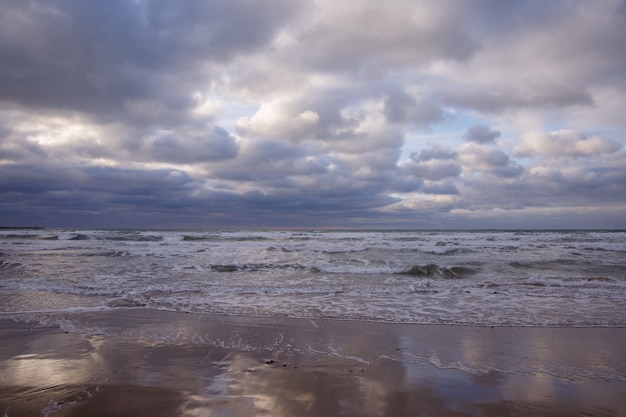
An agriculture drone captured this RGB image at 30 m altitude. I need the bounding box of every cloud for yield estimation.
[209,139,328,183]
[402,146,461,182]
[0,0,301,118]
[0,164,194,196]
[433,1,626,121]
[236,102,321,142]
[142,126,239,164]
[443,82,594,114]
[420,181,459,195]
[0,135,47,163]
[290,0,479,74]
[463,125,501,144]
[416,145,458,162]
[458,143,524,178]
[383,90,448,127]
[514,130,622,158]
[0,0,625,228]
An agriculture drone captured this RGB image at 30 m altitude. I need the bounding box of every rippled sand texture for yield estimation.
[2,309,625,416]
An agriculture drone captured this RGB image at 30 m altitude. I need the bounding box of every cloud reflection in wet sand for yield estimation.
[1,313,624,416]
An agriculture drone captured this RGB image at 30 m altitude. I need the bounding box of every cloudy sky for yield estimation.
[1,0,625,229]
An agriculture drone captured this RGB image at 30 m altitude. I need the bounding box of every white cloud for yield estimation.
[191,94,223,118]
[458,143,524,178]
[236,102,320,142]
[514,130,622,158]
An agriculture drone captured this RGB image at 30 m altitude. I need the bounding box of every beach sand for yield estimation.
[1,309,625,416]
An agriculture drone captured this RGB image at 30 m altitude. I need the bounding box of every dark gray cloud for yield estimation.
[384,90,448,127]
[210,139,329,183]
[0,163,195,196]
[0,135,46,162]
[142,126,239,163]
[0,0,624,228]
[453,160,626,221]
[0,0,300,118]
[403,151,461,182]
[463,125,501,144]
[398,145,461,187]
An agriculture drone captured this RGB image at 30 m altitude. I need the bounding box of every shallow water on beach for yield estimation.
[1,229,625,327]
[2,312,625,417]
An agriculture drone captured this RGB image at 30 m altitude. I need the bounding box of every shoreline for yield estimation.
[4,307,626,329]
[2,308,625,416]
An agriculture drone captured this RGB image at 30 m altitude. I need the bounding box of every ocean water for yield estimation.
[1,229,625,327]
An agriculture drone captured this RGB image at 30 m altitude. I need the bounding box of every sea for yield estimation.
[1,228,625,328]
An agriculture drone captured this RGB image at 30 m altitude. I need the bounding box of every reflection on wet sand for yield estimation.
[1,310,625,416]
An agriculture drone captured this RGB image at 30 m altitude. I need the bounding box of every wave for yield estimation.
[509,259,579,269]
[99,235,163,242]
[0,260,22,269]
[78,251,132,257]
[509,259,626,276]
[107,297,147,308]
[401,264,477,278]
[69,234,90,240]
[208,263,308,272]
[391,237,422,242]
[265,246,300,253]
[192,260,482,277]
[1,234,58,240]
[182,235,270,242]
[522,276,619,288]
[424,248,474,256]
[322,248,369,254]
[182,235,219,241]
[2,234,38,239]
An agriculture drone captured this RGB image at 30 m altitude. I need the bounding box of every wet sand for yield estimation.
[1,309,625,416]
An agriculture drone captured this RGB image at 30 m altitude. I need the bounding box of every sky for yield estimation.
[1,0,625,229]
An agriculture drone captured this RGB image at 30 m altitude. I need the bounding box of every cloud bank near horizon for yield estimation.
[1,0,625,228]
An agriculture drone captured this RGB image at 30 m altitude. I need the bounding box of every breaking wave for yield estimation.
[401,264,478,278]
[1,228,624,327]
